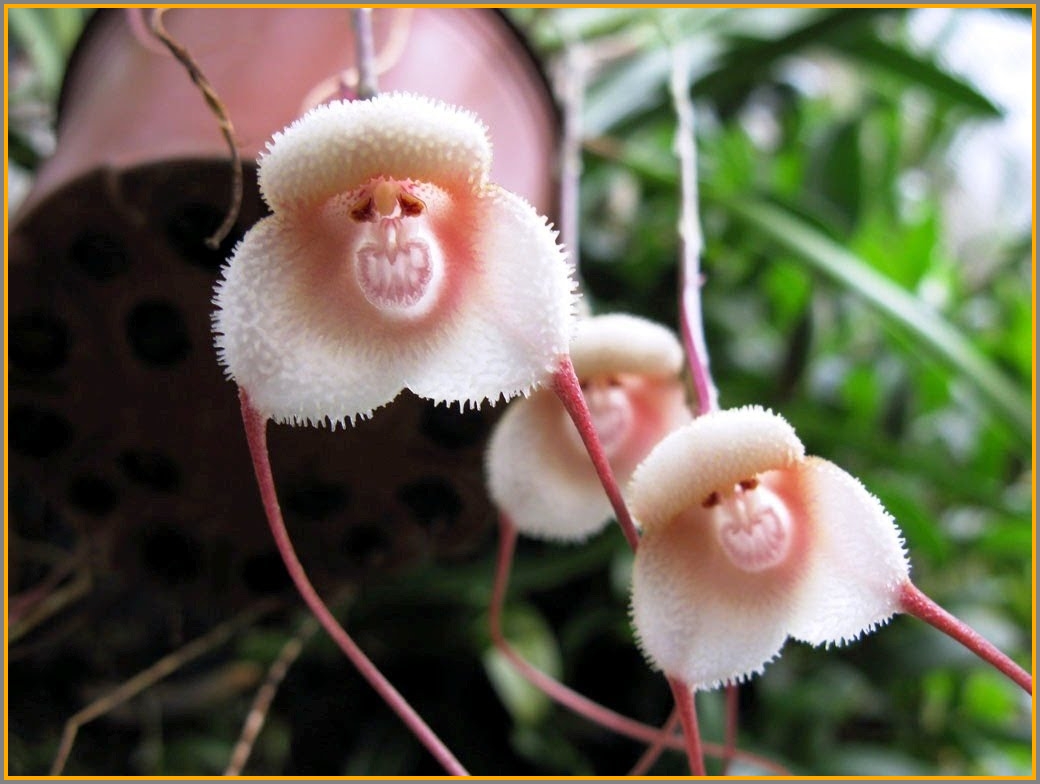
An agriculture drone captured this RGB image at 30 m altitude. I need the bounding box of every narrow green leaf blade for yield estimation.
[722,198,1031,438]
[841,37,1002,116]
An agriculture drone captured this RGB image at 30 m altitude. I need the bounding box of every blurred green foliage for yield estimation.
[6,6,1032,777]
[521,7,1032,775]
[7,7,89,168]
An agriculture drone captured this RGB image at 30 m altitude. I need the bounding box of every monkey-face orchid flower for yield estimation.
[629,406,911,691]
[214,92,576,427]
[487,314,691,541]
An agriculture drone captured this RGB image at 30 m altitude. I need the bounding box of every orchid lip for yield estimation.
[710,481,793,572]
[354,217,445,318]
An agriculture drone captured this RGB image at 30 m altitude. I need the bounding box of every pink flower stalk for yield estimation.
[486,314,691,542]
[488,514,790,776]
[630,405,912,690]
[214,92,577,426]
[486,315,715,774]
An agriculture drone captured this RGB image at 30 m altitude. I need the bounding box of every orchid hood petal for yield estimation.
[260,93,492,213]
[629,405,804,533]
[571,313,685,380]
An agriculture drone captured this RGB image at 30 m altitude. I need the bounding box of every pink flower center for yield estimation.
[350,180,444,318]
[707,478,793,572]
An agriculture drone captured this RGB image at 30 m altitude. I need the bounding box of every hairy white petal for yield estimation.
[486,392,613,542]
[407,186,577,407]
[487,373,691,542]
[215,185,576,424]
[629,406,804,534]
[260,92,491,212]
[571,314,684,380]
[785,457,910,646]
[213,216,405,425]
[632,514,795,690]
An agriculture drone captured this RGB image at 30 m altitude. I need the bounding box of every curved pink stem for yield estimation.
[490,516,664,744]
[899,581,1032,695]
[551,357,640,550]
[239,389,469,775]
[628,708,680,776]
[547,367,711,773]
[721,683,739,775]
[668,677,706,775]
[491,517,783,775]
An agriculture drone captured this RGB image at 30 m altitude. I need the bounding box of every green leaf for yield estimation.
[481,603,562,726]
[976,519,1033,559]
[764,260,813,328]
[582,11,738,134]
[7,8,69,95]
[585,47,673,136]
[959,670,1023,728]
[693,8,898,102]
[8,131,41,170]
[831,744,935,775]
[841,37,1002,116]
[813,120,863,230]
[159,735,234,775]
[510,725,594,774]
[850,204,941,290]
[719,198,1031,439]
[875,483,951,564]
[840,364,881,421]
